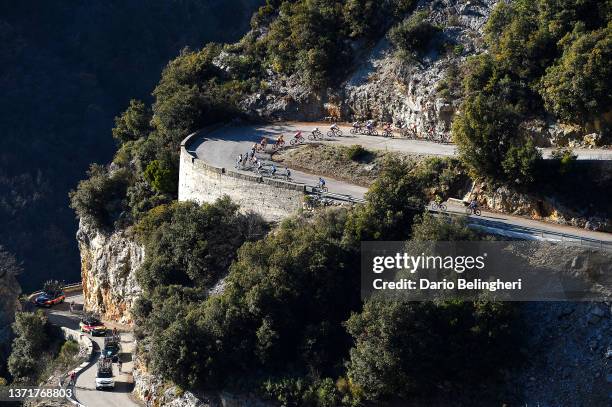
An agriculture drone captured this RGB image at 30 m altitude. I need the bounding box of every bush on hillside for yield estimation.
[140,209,360,391]
[388,10,440,56]
[411,212,478,241]
[112,99,152,146]
[452,92,541,185]
[345,300,518,400]
[8,311,48,381]
[344,145,369,161]
[69,164,131,229]
[143,159,178,195]
[539,25,612,124]
[135,198,267,290]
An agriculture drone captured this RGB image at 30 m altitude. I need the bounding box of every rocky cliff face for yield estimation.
[469,183,611,232]
[0,253,21,359]
[76,219,143,323]
[133,359,274,407]
[342,0,498,138]
[237,0,499,137]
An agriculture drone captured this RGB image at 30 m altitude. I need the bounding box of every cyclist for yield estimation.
[260,137,268,150]
[469,199,478,210]
[276,134,285,148]
[434,195,443,205]
[293,130,303,143]
[352,121,360,129]
[69,371,76,386]
[318,177,326,189]
[382,122,392,136]
[271,164,277,176]
[330,123,339,131]
[118,359,123,373]
[257,160,263,174]
[235,154,242,169]
[366,119,374,132]
[285,167,291,180]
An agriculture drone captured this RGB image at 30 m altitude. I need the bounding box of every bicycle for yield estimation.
[290,136,305,145]
[364,127,378,136]
[466,207,481,216]
[316,185,329,193]
[308,131,322,140]
[430,201,447,211]
[382,127,393,138]
[327,127,343,137]
[350,124,363,134]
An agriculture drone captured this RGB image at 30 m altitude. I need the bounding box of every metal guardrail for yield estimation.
[304,186,366,204]
[302,191,611,250]
[466,216,612,251]
[27,282,83,302]
[428,208,612,251]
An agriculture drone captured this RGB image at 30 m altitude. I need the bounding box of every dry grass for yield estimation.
[273,143,415,186]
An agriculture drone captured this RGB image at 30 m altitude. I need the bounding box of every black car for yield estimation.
[102,338,120,362]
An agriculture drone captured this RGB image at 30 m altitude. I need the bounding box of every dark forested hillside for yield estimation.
[0,0,263,291]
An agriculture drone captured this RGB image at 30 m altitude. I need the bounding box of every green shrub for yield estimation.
[112,99,152,145]
[388,10,440,55]
[411,212,477,241]
[143,159,178,195]
[344,145,368,161]
[452,92,541,185]
[345,300,518,400]
[501,138,542,186]
[550,147,577,175]
[135,198,266,290]
[539,25,612,124]
[69,164,131,229]
[54,340,81,372]
[8,311,48,381]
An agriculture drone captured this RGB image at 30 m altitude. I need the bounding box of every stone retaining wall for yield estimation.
[179,131,305,221]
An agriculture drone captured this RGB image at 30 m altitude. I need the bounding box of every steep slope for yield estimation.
[0,0,264,292]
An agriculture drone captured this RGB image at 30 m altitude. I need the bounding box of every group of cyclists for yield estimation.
[235,148,292,179]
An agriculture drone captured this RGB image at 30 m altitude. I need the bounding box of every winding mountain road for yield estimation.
[191,122,612,246]
[45,293,141,407]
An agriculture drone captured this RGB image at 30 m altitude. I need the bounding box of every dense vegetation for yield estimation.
[65,1,610,405]
[70,0,423,230]
[7,311,48,381]
[0,0,264,291]
[453,0,611,186]
[132,160,518,406]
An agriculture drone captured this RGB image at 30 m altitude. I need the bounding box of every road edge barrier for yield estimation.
[181,128,610,248]
[27,282,83,303]
[57,327,93,407]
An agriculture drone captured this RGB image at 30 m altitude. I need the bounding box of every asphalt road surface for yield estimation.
[192,122,612,244]
[46,293,141,407]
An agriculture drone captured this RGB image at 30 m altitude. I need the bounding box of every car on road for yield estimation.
[102,335,121,362]
[80,316,107,336]
[33,291,65,307]
[95,359,114,390]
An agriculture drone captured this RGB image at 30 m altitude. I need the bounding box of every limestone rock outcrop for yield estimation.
[76,219,143,323]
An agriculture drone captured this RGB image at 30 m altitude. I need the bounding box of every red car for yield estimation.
[80,316,107,336]
[33,291,65,307]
